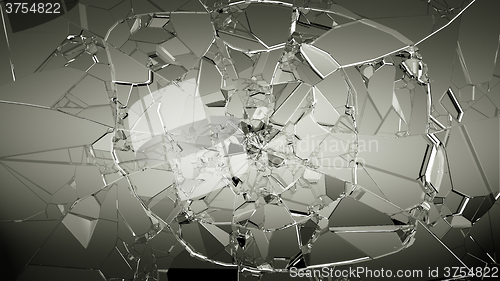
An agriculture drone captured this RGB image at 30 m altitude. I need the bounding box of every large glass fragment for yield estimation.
[0,1,499,280]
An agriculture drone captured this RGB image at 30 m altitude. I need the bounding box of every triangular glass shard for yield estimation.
[62,213,98,248]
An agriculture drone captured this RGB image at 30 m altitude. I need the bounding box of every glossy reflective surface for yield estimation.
[0,1,499,280]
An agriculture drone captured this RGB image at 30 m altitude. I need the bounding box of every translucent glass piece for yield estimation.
[295,112,329,141]
[62,213,98,248]
[312,87,341,127]
[129,169,174,198]
[312,20,409,66]
[71,197,100,219]
[245,3,292,47]
[328,197,394,227]
[449,215,472,228]
[267,226,300,261]
[457,0,500,84]
[440,88,464,122]
[270,83,311,125]
[368,64,395,114]
[1,0,498,278]
[309,232,368,266]
[199,58,222,96]
[0,104,108,157]
[300,44,339,78]
[445,127,491,197]
[219,32,267,52]
[148,17,170,28]
[408,84,430,134]
[170,13,215,57]
[129,27,173,44]
[107,45,150,84]
[425,145,445,193]
[157,37,191,65]
[0,165,48,220]
[336,232,403,258]
[0,68,85,107]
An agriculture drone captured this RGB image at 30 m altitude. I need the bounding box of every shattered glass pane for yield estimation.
[0,0,499,280]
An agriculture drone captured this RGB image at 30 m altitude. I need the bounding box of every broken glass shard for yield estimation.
[0,1,498,280]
